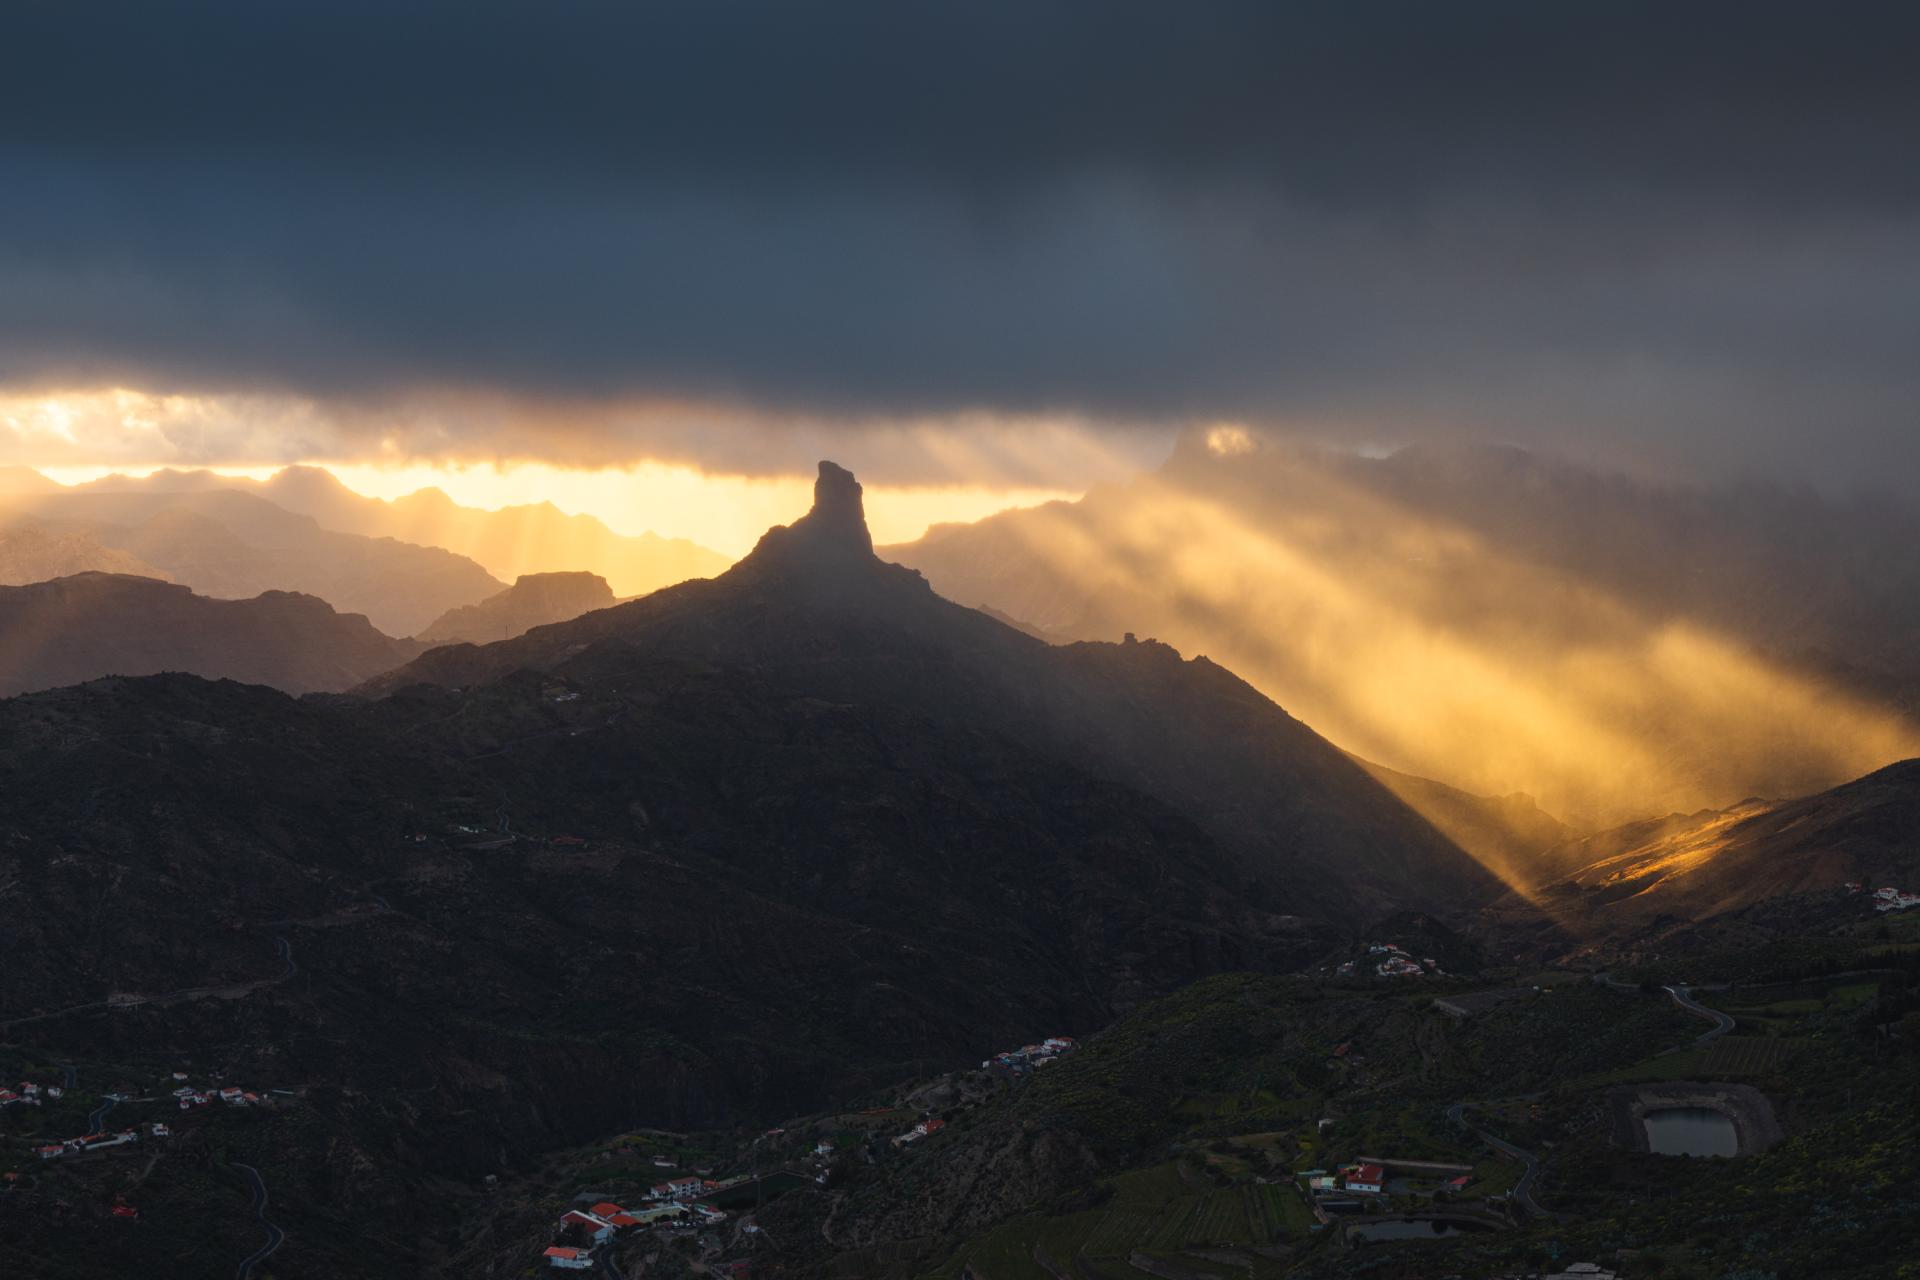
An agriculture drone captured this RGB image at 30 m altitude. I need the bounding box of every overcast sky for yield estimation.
[3,1,1917,488]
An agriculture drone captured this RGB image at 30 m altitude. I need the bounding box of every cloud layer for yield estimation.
[3,2,1918,485]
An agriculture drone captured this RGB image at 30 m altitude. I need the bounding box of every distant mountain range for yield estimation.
[71,464,730,598]
[886,434,1920,823]
[0,486,503,635]
[0,573,423,696]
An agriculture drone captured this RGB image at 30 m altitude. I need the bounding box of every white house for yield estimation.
[544,1245,594,1269]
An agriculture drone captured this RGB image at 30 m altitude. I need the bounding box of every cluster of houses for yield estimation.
[1333,943,1442,979]
[0,1080,63,1107]
[35,1123,169,1161]
[1846,882,1920,913]
[544,1185,732,1268]
[979,1035,1076,1076]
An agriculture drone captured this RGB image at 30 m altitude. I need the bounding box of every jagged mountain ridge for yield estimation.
[0,572,424,696]
[416,570,616,644]
[369,461,1507,920]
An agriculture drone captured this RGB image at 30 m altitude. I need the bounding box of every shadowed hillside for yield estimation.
[0,573,423,695]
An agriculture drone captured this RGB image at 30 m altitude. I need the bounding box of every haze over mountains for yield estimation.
[73,464,730,599]
[888,431,1920,824]
[0,485,503,636]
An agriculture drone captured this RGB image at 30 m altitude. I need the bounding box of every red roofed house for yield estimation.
[559,1210,615,1242]
[1446,1175,1471,1191]
[608,1213,639,1229]
[111,1204,139,1219]
[545,1244,593,1269]
[589,1202,624,1219]
[1343,1163,1385,1195]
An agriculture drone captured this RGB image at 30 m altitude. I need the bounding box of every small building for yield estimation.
[559,1210,615,1242]
[111,1204,139,1220]
[36,1145,63,1160]
[589,1202,624,1219]
[1342,1163,1385,1195]
[150,1123,172,1139]
[544,1245,594,1270]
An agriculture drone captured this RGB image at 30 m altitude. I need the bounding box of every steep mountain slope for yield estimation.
[884,434,1920,823]
[0,465,1507,1276]
[416,570,615,644]
[371,462,1505,919]
[1517,759,1920,928]
[0,573,423,695]
[0,487,504,634]
[0,522,170,584]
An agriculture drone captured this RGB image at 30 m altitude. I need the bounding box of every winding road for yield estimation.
[88,1095,118,1131]
[233,1163,287,1280]
[1446,1102,1546,1218]
[1663,984,1735,1045]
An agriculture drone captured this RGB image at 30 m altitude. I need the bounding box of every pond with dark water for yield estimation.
[1643,1106,1738,1157]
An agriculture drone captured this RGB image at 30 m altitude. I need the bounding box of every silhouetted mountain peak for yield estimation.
[799,460,873,552]
[741,460,877,571]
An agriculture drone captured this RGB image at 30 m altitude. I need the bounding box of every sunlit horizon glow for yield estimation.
[33,458,1079,559]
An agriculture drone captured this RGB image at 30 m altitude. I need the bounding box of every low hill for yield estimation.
[0,573,423,695]
[415,570,616,644]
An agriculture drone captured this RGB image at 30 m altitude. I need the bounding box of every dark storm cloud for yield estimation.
[2,1,1919,484]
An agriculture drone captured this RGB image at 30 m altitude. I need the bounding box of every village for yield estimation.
[1331,941,1448,979]
[0,1064,285,1224]
[531,1034,1079,1271]
[1846,882,1920,913]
